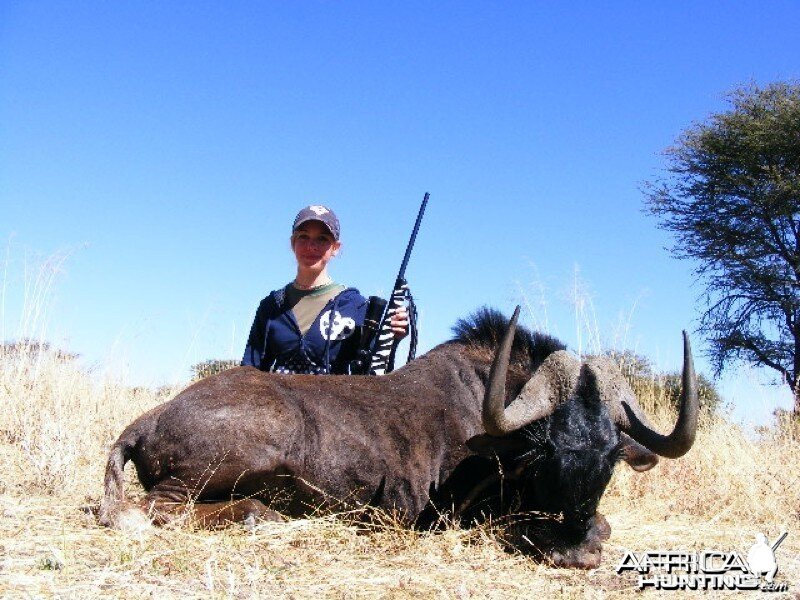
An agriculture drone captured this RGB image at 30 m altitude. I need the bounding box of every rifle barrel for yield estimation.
[396,192,429,282]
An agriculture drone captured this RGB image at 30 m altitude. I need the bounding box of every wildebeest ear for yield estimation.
[617,432,659,472]
[466,433,530,456]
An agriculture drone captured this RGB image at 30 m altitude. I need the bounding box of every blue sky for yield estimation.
[1,2,797,424]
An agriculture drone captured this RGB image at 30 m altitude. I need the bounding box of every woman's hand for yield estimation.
[389,306,409,340]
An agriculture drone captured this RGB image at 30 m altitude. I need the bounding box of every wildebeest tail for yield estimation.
[98,437,133,528]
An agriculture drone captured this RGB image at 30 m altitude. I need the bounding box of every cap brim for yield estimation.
[293,217,335,237]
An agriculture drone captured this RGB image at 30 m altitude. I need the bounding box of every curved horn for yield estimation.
[482,308,581,436]
[588,332,698,458]
[482,306,521,436]
[620,331,698,458]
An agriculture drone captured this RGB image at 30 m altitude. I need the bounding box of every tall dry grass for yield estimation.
[0,255,797,597]
[1,342,798,598]
[0,342,177,498]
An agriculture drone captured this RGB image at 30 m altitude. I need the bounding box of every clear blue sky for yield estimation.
[1,2,797,424]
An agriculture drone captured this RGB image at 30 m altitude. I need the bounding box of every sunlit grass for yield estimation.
[1,252,797,597]
[1,341,798,598]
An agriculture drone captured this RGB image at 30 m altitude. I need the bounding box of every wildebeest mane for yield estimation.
[450,306,566,377]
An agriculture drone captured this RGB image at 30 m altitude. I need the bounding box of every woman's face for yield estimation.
[291,220,341,272]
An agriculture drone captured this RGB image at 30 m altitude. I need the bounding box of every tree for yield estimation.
[644,82,800,414]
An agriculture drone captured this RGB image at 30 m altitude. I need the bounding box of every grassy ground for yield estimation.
[1,344,798,598]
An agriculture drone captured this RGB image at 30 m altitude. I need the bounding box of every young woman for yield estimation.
[242,205,408,374]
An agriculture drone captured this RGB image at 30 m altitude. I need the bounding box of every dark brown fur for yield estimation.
[100,342,497,526]
[99,309,654,568]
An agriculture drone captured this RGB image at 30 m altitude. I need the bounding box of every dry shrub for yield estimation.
[0,342,175,497]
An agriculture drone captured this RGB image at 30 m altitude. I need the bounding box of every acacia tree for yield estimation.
[645,82,800,414]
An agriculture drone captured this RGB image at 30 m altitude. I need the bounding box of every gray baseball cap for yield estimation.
[292,205,340,240]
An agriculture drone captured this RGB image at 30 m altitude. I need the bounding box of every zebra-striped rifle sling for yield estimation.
[368,192,428,376]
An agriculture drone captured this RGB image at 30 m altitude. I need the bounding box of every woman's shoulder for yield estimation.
[334,286,367,305]
[256,284,293,311]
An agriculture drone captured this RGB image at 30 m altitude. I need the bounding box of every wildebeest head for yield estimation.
[465,306,697,534]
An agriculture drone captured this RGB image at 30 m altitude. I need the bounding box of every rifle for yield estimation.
[355,192,428,376]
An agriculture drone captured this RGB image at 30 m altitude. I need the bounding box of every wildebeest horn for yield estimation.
[482,306,522,436]
[482,307,581,436]
[612,331,698,458]
[578,331,698,458]
[484,312,699,458]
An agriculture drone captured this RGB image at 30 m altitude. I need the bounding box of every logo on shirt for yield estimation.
[320,310,355,341]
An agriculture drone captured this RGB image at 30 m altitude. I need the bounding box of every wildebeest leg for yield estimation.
[416,455,499,529]
[138,481,192,525]
[142,482,282,528]
[189,499,283,528]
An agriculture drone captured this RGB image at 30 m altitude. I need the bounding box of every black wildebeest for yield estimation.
[99,307,697,568]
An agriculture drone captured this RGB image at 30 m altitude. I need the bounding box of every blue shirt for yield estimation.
[241,285,367,374]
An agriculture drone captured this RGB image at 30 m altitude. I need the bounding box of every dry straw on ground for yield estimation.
[1,343,798,598]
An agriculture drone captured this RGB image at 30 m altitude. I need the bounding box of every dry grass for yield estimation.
[1,344,799,598]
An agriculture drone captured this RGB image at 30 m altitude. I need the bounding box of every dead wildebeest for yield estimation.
[99,306,697,568]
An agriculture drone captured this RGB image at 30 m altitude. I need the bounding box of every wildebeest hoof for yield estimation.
[97,500,152,531]
[242,508,283,530]
[243,513,257,531]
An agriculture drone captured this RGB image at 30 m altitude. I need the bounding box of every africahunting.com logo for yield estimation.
[615,531,789,592]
